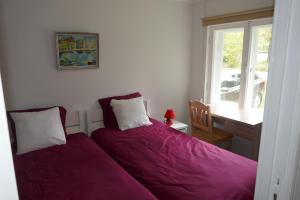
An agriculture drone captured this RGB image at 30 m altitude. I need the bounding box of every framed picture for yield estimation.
[56,32,99,70]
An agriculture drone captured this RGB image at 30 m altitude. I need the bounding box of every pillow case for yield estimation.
[7,106,67,152]
[98,92,141,128]
[10,107,66,155]
[111,97,152,131]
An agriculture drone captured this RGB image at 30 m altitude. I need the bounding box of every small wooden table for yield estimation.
[210,102,263,160]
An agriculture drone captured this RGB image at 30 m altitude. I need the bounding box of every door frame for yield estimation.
[254,0,300,199]
[0,73,19,199]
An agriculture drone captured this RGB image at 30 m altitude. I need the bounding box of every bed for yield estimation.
[10,109,157,200]
[88,101,257,200]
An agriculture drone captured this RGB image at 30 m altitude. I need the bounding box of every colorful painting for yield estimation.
[56,32,99,70]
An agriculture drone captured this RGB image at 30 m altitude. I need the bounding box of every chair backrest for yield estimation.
[188,100,212,134]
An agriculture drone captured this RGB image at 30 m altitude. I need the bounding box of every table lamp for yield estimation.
[164,109,175,126]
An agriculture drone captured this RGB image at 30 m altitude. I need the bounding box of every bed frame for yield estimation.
[86,100,151,135]
[65,110,85,134]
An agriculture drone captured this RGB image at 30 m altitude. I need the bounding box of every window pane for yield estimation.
[248,25,272,108]
[213,28,244,105]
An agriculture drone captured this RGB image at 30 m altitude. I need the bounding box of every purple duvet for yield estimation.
[92,119,257,200]
[14,133,157,200]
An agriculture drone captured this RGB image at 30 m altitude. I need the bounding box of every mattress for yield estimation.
[92,119,257,200]
[14,132,157,200]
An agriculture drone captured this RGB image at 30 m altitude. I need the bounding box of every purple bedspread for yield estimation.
[14,133,157,200]
[92,119,257,200]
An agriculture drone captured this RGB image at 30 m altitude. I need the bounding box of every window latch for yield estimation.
[273,193,277,200]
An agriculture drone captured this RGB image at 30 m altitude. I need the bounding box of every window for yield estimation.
[206,19,272,109]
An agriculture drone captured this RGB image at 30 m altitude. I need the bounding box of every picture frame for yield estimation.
[56,32,99,70]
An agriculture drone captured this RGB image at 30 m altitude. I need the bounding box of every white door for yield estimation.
[254,0,300,199]
[0,71,19,199]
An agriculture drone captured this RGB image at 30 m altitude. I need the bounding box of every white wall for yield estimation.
[0,0,192,124]
[190,0,206,100]
[205,0,274,17]
[0,0,275,123]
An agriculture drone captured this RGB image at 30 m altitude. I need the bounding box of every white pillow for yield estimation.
[10,107,66,155]
[111,97,152,131]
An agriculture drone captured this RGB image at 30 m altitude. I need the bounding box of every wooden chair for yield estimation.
[188,100,233,150]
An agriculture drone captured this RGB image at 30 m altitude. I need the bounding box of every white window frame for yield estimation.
[205,18,273,109]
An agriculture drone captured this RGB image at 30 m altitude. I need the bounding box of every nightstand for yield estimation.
[170,120,188,134]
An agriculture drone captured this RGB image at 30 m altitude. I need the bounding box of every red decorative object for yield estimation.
[164,109,175,126]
